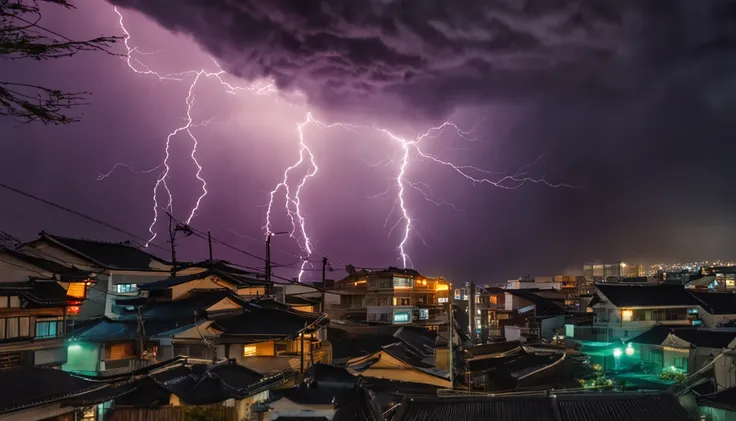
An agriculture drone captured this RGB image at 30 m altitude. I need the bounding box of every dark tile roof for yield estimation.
[151,360,270,405]
[555,393,694,421]
[214,303,324,339]
[0,280,82,307]
[595,284,700,308]
[381,342,433,368]
[121,290,245,321]
[691,291,736,315]
[37,232,168,270]
[627,325,673,345]
[327,325,402,361]
[140,269,270,291]
[305,363,357,385]
[275,385,355,405]
[698,386,736,411]
[286,295,320,306]
[466,341,522,358]
[0,247,89,280]
[69,318,184,342]
[393,395,555,421]
[393,326,440,356]
[504,290,567,316]
[627,325,736,348]
[393,392,694,421]
[0,366,103,414]
[672,329,736,349]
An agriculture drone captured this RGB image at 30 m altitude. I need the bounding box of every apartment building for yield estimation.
[332,267,449,327]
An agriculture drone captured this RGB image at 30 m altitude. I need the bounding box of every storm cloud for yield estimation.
[109,0,736,120]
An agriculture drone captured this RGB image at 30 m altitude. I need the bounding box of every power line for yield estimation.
[0,181,170,255]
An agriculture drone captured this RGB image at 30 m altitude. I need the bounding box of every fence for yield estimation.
[107,406,237,421]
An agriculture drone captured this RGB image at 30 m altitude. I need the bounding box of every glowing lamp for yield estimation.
[625,344,634,356]
[67,305,80,316]
[613,348,622,358]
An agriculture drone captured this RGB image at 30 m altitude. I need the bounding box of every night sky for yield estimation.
[1,1,736,283]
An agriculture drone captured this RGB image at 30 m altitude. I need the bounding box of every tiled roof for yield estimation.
[0,280,81,306]
[305,363,357,384]
[392,392,694,421]
[466,341,522,358]
[328,326,402,361]
[393,326,440,356]
[670,329,736,349]
[381,342,434,368]
[36,232,168,270]
[628,325,736,348]
[555,393,694,421]
[0,247,89,280]
[627,325,673,345]
[697,386,736,411]
[69,318,182,342]
[504,290,567,315]
[138,269,268,291]
[595,284,700,308]
[0,366,104,414]
[214,302,325,339]
[691,291,736,315]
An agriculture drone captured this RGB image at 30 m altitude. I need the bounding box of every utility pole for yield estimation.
[321,257,327,313]
[168,214,177,278]
[469,282,477,344]
[448,291,454,389]
[265,234,272,284]
[208,231,213,261]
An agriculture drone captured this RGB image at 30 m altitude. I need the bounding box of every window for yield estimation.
[9,297,19,308]
[243,345,257,357]
[115,284,138,294]
[105,343,134,360]
[622,310,633,322]
[5,318,18,338]
[393,297,410,306]
[393,277,413,288]
[35,320,59,338]
[379,279,392,289]
[489,296,498,305]
[19,317,29,337]
[394,312,411,323]
[419,309,429,320]
[0,297,6,308]
[674,356,688,371]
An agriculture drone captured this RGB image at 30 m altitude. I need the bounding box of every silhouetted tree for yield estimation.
[1,0,120,124]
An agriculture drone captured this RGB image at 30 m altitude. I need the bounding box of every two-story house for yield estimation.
[332,267,449,328]
[0,247,91,369]
[585,284,702,342]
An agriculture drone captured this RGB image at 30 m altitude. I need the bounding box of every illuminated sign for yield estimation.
[438,297,448,303]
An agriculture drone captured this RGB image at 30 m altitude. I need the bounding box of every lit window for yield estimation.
[115,284,138,294]
[67,306,80,316]
[393,312,410,323]
[490,296,498,305]
[622,310,633,322]
[393,277,413,288]
[243,345,257,357]
[35,320,59,338]
[9,296,20,308]
[67,282,87,299]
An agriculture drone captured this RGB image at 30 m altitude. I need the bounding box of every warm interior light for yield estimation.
[625,344,634,356]
[435,284,449,291]
[243,345,256,357]
[67,306,80,315]
[622,309,633,322]
[66,282,87,299]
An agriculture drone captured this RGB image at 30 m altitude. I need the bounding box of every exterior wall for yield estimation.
[701,311,736,328]
[0,254,56,282]
[105,271,176,319]
[540,315,565,340]
[699,406,736,421]
[715,352,736,390]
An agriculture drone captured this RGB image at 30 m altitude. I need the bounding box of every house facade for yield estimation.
[0,247,91,370]
[332,267,449,328]
[580,284,702,342]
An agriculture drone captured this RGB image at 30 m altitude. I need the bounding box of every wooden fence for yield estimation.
[107,405,237,421]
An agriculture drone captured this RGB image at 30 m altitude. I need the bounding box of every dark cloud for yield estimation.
[109,0,736,120]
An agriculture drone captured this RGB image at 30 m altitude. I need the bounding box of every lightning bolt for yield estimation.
[109,7,273,245]
[108,7,569,276]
